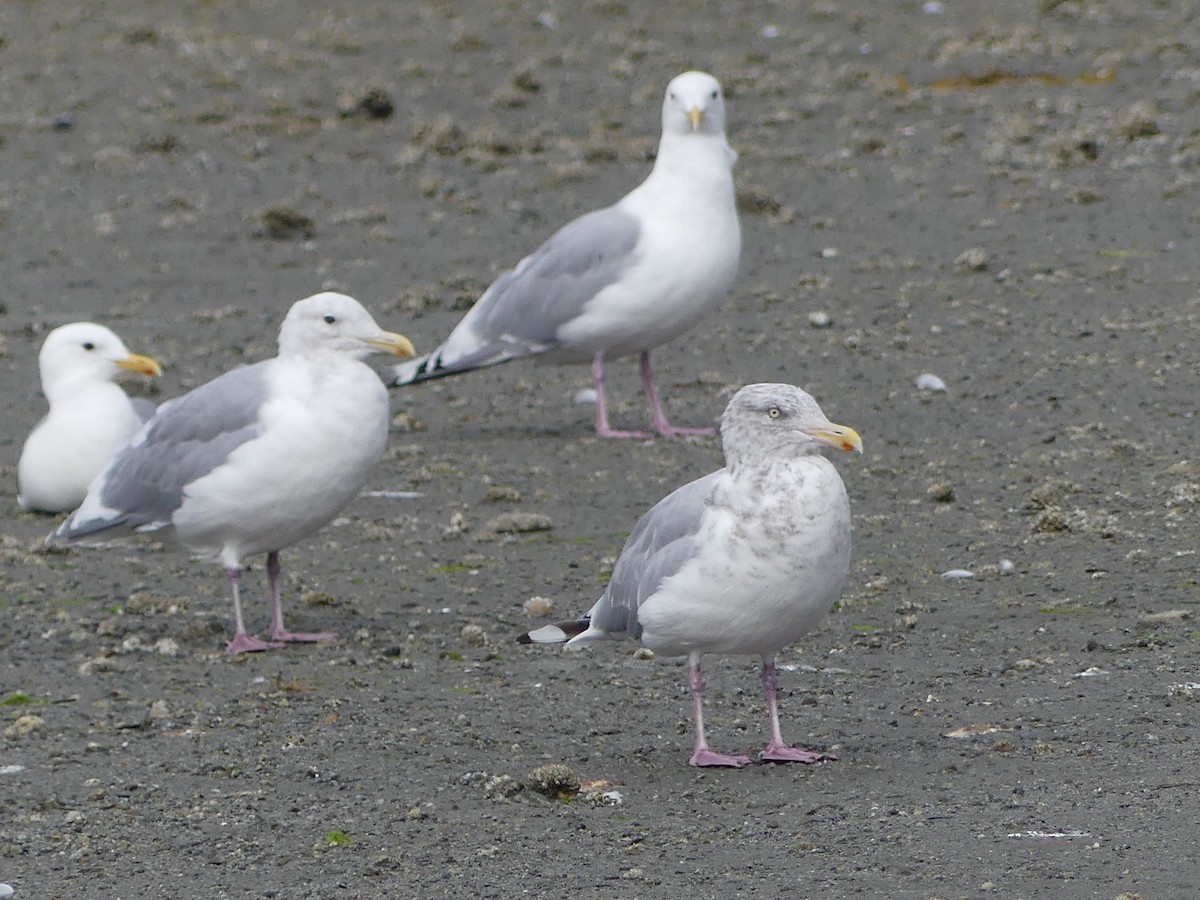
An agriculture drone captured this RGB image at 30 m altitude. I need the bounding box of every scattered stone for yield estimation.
[390,411,423,433]
[341,87,395,120]
[461,624,489,646]
[998,559,1015,575]
[944,723,1002,739]
[484,511,552,534]
[259,204,315,240]
[482,485,522,503]
[736,185,783,216]
[525,763,580,800]
[1033,510,1070,533]
[4,714,44,739]
[807,310,833,328]
[941,569,974,579]
[927,483,955,503]
[954,247,989,271]
[1167,683,1200,700]
[915,373,947,392]
[1115,101,1159,140]
[523,596,555,618]
[1138,609,1191,626]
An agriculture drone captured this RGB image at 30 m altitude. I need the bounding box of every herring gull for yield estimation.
[18,322,161,513]
[391,70,740,438]
[48,292,415,653]
[521,384,862,766]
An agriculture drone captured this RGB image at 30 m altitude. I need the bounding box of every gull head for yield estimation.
[278,291,414,360]
[39,322,161,399]
[661,70,727,137]
[721,383,862,468]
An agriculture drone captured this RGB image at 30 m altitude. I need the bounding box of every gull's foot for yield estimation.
[226,633,286,653]
[689,749,751,768]
[597,426,654,439]
[267,629,339,644]
[759,744,837,764]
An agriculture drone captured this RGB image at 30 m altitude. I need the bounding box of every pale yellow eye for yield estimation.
[767,407,781,418]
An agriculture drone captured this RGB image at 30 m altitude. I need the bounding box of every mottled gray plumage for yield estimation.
[522,383,863,767]
[585,473,717,639]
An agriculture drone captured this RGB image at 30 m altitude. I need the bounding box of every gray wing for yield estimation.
[49,362,272,542]
[393,206,642,382]
[130,397,157,423]
[584,470,722,639]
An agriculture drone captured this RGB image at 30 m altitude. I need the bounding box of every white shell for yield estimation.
[916,373,947,392]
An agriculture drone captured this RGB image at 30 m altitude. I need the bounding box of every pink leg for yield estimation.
[640,352,715,438]
[225,565,284,653]
[759,657,836,763]
[687,653,750,768]
[265,551,338,644]
[591,352,651,439]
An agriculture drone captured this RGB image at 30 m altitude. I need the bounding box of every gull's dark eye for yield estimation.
[668,91,676,101]
[711,89,719,100]
[82,342,95,351]
[323,314,336,324]
[767,406,781,419]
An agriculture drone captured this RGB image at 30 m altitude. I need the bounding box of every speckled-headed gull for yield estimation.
[48,293,415,653]
[18,322,161,513]
[521,384,862,766]
[392,70,740,438]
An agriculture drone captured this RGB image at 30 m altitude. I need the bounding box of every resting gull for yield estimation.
[48,292,415,653]
[391,70,740,438]
[18,322,161,513]
[521,384,862,766]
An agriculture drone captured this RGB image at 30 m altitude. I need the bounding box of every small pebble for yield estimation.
[915,373,946,392]
[523,596,555,618]
[525,763,580,799]
[4,715,44,739]
[0,883,13,898]
[461,624,488,646]
[572,388,597,405]
[955,246,989,271]
[0,765,26,776]
[998,559,1015,575]
[927,483,955,503]
[807,310,833,328]
[941,569,974,579]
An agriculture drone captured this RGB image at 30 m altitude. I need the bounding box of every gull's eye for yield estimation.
[767,407,781,419]
[323,314,336,324]
[668,91,676,101]
[82,342,95,351]
[711,89,719,100]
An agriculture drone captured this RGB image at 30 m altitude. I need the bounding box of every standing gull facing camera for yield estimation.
[521,384,862,767]
[18,322,161,513]
[48,293,415,653]
[392,70,740,438]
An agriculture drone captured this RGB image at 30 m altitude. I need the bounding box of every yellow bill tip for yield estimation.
[686,106,704,129]
[366,332,416,358]
[115,353,162,377]
[811,423,863,454]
